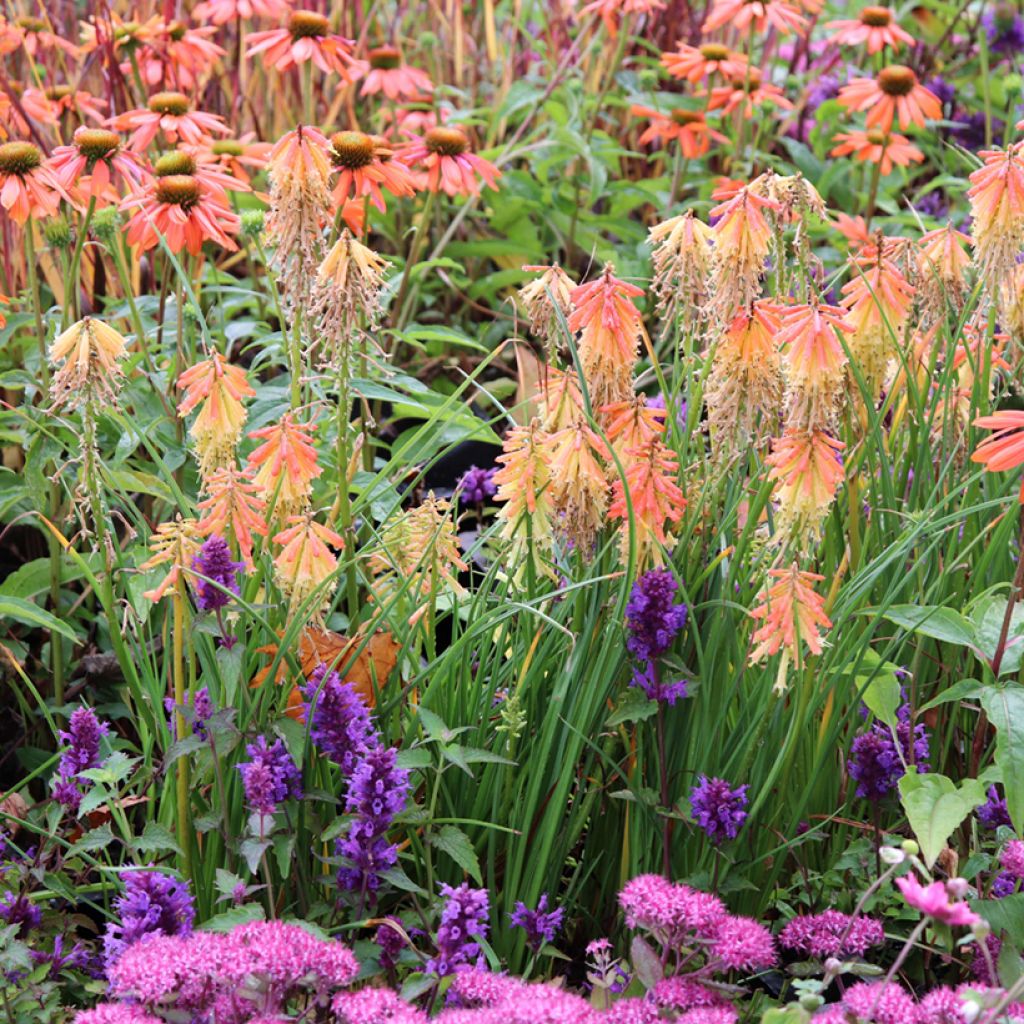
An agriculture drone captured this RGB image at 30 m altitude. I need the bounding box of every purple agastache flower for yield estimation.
[236,735,302,817]
[925,76,955,110]
[848,704,929,801]
[426,882,490,977]
[0,891,41,937]
[53,706,109,814]
[165,686,215,739]
[302,664,378,775]
[335,745,409,895]
[457,465,497,506]
[510,893,563,953]
[625,570,687,662]
[103,869,195,969]
[978,786,1013,831]
[630,663,689,706]
[375,915,407,970]
[950,110,1005,152]
[192,535,242,612]
[984,3,1024,55]
[689,776,748,845]
[992,872,1021,898]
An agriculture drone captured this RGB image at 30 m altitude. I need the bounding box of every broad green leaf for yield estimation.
[630,934,663,989]
[970,893,1024,947]
[898,773,987,867]
[131,821,182,857]
[69,823,116,856]
[972,596,1024,676]
[199,904,265,931]
[881,605,978,649]
[432,824,482,884]
[981,686,1024,834]
[918,679,985,714]
[0,597,78,640]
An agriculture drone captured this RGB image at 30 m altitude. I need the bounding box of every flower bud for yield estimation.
[43,216,71,247]
[880,846,906,865]
[901,839,919,856]
[241,209,265,238]
[946,877,969,900]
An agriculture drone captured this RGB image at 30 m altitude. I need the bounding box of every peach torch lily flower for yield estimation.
[518,264,576,357]
[749,565,831,692]
[110,92,229,152]
[630,106,726,159]
[0,141,68,223]
[360,46,434,100]
[197,465,268,566]
[830,129,923,176]
[917,224,972,317]
[247,10,366,81]
[837,66,941,132]
[703,0,807,35]
[328,131,417,211]
[568,263,643,406]
[123,174,240,255]
[972,411,1024,504]
[660,41,748,83]
[47,127,148,209]
[400,127,501,197]
[826,6,914,53]
[48,317,129,408]
[648,211,715,317]
[602,394,668,466]
[247,414,321,515]
[538,366,586,433]
[192,0,292,25]
[766,428,846,546]
[177,353,256,478]
[547,421,610,550]
[968,144,1024,289]
[140,517,203,603]
[272,514,345,615]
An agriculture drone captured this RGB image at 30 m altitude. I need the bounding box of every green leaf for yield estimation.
[981,686,1024,834]
[855,653,902,730]
[432,824,482,884]
[240,838,270,874]
[898,773,987,868]
[972,597,1024,676]
[0,597,78,640]
[970,893,1024,946]
[630,934,663,989]
[215,868,245,897]
[881,605,978,649]
[69,823,116,856]
[199,903,266,931]
[130,821,182,857]
[918,679,985,714]
[607,688,658,727]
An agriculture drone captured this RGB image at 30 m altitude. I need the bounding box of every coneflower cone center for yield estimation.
[16,15,46,31]
[74,128,120,160]
[700,43,729,61]
[212,139,245,156]
[878,66,916,96]
[167,20,187,40]
[860,6,894,26]
[45,84,72,101]
[154,151,197,176]
[148,91,190,116]
[0,141,42,175]
[331,131,375,169]
[425,127,468,157]
[289,11,329,38]
[866,129,888,146]
[369,46,401,69]
[671,109,704,126]
[156,174,201,209]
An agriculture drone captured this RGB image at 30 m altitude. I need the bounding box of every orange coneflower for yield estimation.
[837,66,941,132]
[360,46,433,100]
[568,263,644,406]
[110,91,229,151]
[706,68,794,118]
[548,420,610,550]
[328,130,417,212]
[835,213,873,248]
[140,517,203,603]
[193,134,273,189]
[630,105,727,159]
[661,41,748,83]
[705,300,784,452]
[248,414,321,515]
[192,0,291,25]
[48,317,128,408]
[973,411,1024,503]
[47,128,148,209]
[494,421,557,584]
[197,465,268,565]
[830,128,923,176]
[247,10,366,81]
[968,144,1024,289]
[766,428,845,546]
[749,565,831,691]
[153,148,251,199]
[703,0,807,35]
[707,182,780,319]
[177,353,256,478]
[518,264,576,356]
[32,85,107,125]
[123,174,240,255]
[608,437,686,567]
[917,224,972,318]
[400,127,501,197]
[0,141,67,223]
[648,210,715,317]
[12,14,80,57]
[272,513,345,615]
[826,6,914,53]
[130,22,226,90]
[579,0,667,37]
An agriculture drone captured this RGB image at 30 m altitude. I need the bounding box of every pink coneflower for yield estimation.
[703,0,807,35]
[246,10,366,81]
[31,85,107,125]
[12,14,80,57]
[830,128,923,175]
[12,87,59,129]
[660,41,748,83]
[826,6,914,53]
[110,92,229,151]
[0,141,67,223]
[128,22,227,90]
[837,66,941,132]
[630,106,727,158]
[152,148,250,199]
[123,174,240,255]
[707,68,794,117]
[47,127,148,208]
[973,410,1024,504]
[192,134,272,189]
[328,131,417,212]
[400,127,500,197]
[360,46,433,100]
[578,0,667,37]
[191,0,292,25]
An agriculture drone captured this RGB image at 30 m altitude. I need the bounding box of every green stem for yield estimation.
[172,580,193,882]
[66,196,97,325]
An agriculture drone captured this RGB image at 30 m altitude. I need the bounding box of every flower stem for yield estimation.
[172,579,192,882]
